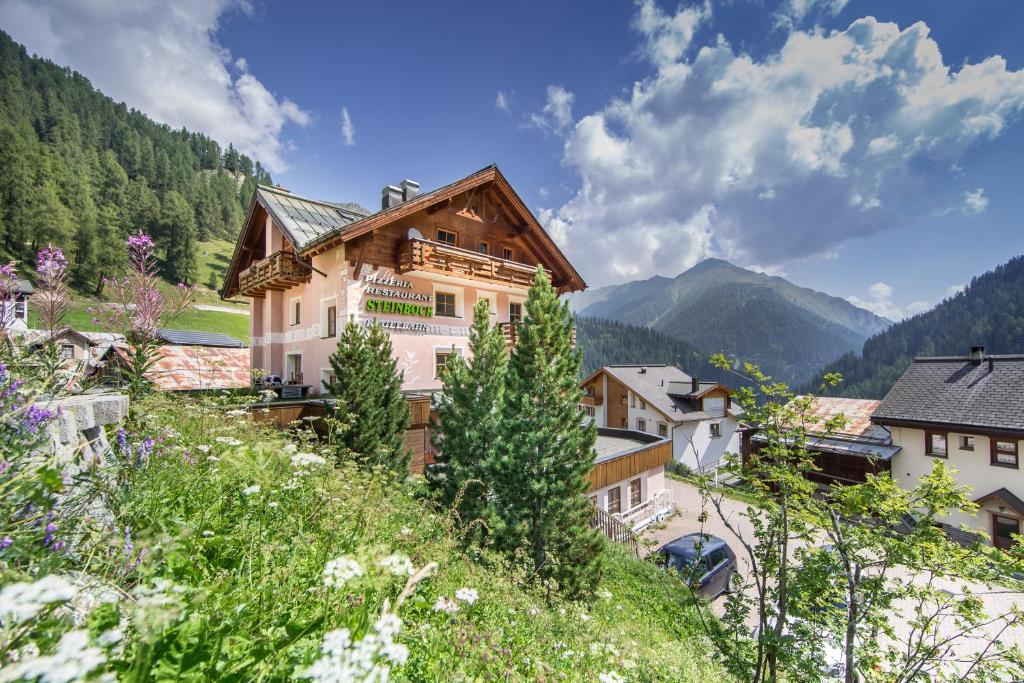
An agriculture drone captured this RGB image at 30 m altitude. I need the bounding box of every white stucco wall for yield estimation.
[672,416,740,472]
[891,426,1024,536]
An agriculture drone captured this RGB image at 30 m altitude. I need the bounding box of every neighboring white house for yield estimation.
[580,364,742,473]
[1,278,33,331]
[872,346,1024,549]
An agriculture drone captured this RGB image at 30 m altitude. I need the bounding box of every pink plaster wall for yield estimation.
[249,229,531,393]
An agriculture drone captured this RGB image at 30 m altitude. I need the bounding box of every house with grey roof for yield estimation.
[1,278,33,331]
[580,364,742,474]
[872,346,1024,549]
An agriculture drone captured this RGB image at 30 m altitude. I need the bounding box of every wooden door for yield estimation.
[993,514,1019,550]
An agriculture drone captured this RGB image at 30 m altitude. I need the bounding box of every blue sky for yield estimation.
[2,0,1023,320]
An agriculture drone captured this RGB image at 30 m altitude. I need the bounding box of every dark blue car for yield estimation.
[656,533,738,600]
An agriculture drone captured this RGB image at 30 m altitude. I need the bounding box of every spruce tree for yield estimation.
[427,299,507,541]
[327,319,411,476]
[492,267,603,597]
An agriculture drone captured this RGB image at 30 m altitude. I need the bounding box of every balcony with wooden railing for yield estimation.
[580,393,603,407]
[397,238,547,289]
[498,321,576,349]
[238,250,311,297]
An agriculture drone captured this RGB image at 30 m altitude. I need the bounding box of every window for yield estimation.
[435,348,462,378]
[607,487,621,515]
[706,548,729,571]
[59,344,75,361]
[925,431,948,458]
[286,353,303,384]
[639,398,647,410]
[631,393,636,408]
[325,305,337,338]
[629,478,642,508]
[580,404,596,417]
[508,302,523,323]
[961,435,975,451]
[14,297,26,320]
[709,422,722,438]
[992,440,1019,468]
[620,394,628,406]
[704,396,726,418]
[435,291,456,317]
[502,246,514,261]
[658,422,669,438]
[290,298,301,325]
[478,241,489,255]
[476,291,497,315]
[636,417,647,432]
[620,417,627,428]
[437,229,457,246]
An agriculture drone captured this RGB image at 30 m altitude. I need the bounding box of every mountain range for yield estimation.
[806,254,1024,398]
[569,258,892,387]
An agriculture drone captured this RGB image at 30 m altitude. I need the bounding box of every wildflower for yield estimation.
[376,553,414,577]
[399,526,413,538]
[528,607,539,617]
[0,536,12,551]
[21,405,55,434]
[0,629,105,682]
[215,436,242,446]
[580,612,591,622]
[115,428,130,457]
[322,556,364,588]
[599,672,625,683]
[137,437,154,461]
[291,452,327,468]
[196,445,210,453]
[0,574,76,624]
[301,614,408,681]
[455,587,478,605]
[284,443,298,453]
[432,596,459,614]
[242,485,261,496]
[225,408,247,418]
[201,531,214,537]
[598,588,613,600]
[268,501,279,509]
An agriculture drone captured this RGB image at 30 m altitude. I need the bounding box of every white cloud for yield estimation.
[526,85,575,134]
[963,188,989,214]
[781,0,849,26]
[946,283,966,298]
[541,10,1024,286]
[495,91,512,112]
[340,107,355,147]
[632,0,711,69]
[847,282,930,321]
[0,0,310,173]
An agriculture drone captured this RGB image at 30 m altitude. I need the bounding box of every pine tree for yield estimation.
[326,319,411,476]
[492,267,603,597]
[427,299,507,541]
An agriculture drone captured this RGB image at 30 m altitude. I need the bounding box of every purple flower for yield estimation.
[115,427,131,457]
[123,526,134,559]
[0,536,12,551]
[21,405,55,434]
[0,461,9,476]
[36,244,67,279]
[137,437,154,461]
[127,233,155,250]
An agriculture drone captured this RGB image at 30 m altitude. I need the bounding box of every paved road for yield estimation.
[640,477,1024,664]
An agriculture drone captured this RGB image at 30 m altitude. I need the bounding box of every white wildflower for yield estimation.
[399,526,412,537]
[528,607,539,617]
[0,629,105,682]
[201,530,214,537]
[559,607,566,616]
[432,596,459,614]
[300,614,408,681]
[580,612,591,622]
[598,588,613,600]
[225,409,247,417]
[196,445,210,453]
[0,574,76,625]
[291,452,327,468]
[284,443,298,453]
[322,556,364,588]
[268,501,279,509]
[215,436,242,446]
[454,587,478,605]
[599,673,625,683]
[242,485,261,496]
[376,553,414,577]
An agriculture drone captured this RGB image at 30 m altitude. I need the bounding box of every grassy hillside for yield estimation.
[570,258,891,386]
[31,393,730,680]
[29,238,250,342]
[807,254,1024,398]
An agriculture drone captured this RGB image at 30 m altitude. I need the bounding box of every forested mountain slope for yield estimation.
[575,316,744,387]
[807,255,1024,398]
[0,30,270,291]
[569,259,891,386]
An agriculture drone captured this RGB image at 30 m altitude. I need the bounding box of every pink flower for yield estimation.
[36,244,67,279]
[127,233,155,251]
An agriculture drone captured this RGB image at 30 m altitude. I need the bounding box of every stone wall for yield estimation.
[42,392,130,468]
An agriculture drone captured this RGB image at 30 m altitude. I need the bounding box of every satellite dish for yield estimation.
[407,227,424,241]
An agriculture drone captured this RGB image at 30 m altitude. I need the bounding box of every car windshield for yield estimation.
[663,550,705,576]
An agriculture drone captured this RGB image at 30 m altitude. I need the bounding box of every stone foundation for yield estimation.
[42,392,130,467]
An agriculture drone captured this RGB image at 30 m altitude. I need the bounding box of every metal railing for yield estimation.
[591,502,639,555]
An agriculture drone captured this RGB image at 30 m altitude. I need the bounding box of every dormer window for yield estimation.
[437,229,457,246]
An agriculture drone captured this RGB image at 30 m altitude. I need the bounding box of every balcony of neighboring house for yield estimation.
[397,237,547,289]
[238,250,311,297]
[580,393,603,407]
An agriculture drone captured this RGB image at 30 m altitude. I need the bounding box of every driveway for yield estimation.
[640,476,1024,663]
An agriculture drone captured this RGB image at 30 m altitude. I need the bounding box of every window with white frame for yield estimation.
[703,396,726,418]
[434,347,464,379]
[321,297,337,338]
[658,422,669,438]
[629,478,642,508]
[59,343,75,361]
[636,417,647,432]
[607,487,622,515]
[433,284,463,318]
[709,422,722,438]
[286,353,303,383]
[992,440,1019,468]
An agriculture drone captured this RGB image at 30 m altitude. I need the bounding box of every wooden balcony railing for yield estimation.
[498,321,576,349]
[580,394,603,407]
[238,250,311,297]
[397,238,547,289]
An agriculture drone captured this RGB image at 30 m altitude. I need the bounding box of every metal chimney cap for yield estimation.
[970,345,985,365]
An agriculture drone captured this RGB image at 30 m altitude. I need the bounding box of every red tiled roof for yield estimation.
[798,396,883,437]
[108,345,250,391]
